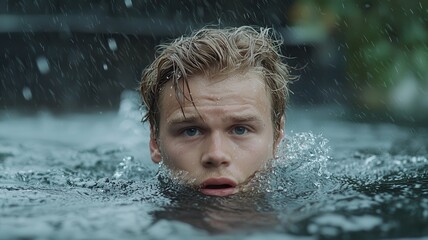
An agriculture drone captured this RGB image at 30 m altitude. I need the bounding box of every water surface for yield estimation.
[1,96,427,239]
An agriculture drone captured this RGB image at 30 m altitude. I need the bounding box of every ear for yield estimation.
[274,115,285,152]
[149,127,162,164]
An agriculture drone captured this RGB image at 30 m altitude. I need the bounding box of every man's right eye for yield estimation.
[183,128,200,137]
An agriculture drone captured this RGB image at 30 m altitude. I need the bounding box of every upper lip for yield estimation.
[201,177,238,189]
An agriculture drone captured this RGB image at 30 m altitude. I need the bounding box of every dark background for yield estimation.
[0,0,344,112]
[1,0,426,125]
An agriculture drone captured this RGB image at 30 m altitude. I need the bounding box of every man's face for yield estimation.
[150,71,283,196]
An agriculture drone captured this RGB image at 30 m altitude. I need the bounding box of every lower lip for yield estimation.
[200,187,236,197]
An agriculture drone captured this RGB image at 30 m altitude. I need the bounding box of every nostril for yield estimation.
[203,160,214,167]
[202,157,229,168]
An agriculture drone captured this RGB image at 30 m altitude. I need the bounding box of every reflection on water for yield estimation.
[1,94,428,239]
[151,186,280,234]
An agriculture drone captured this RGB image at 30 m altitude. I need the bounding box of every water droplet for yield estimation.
[113,156,135,179]
[108,38,117,51]
[124,0,133,8]
[36,56,50,74]
[103,63,108,70]
[22,86,32,100]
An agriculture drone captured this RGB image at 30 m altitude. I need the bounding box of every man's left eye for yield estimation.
[183,128,200,137]
[233,126,248,135]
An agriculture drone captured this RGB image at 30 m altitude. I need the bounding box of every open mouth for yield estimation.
[200,178,237,196]
[204,184,233,189]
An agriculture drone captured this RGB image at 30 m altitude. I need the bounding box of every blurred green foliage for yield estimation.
[290,0,428,118]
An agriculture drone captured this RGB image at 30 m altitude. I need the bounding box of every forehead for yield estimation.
[159,72,271,125]
[159,70,271,112]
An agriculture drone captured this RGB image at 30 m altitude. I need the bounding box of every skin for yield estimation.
[150,70,284,196]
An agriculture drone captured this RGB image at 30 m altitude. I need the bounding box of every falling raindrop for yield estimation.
[103,63,108,70]
[108,38,117,51]
[22,86,32,100]
[124,0,133,8]
[36,56,50,74]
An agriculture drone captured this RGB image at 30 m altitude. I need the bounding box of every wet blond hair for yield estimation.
[140,26,290,140]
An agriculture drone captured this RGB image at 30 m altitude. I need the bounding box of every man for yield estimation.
[140,26,290,196]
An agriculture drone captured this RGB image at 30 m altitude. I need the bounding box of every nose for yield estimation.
[201,131,231,168]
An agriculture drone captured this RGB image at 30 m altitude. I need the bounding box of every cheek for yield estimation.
[256,134,275,152]
[241,141,273,167]
[160,141,198,168]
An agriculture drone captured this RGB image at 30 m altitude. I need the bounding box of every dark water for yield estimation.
[1,93,428,239]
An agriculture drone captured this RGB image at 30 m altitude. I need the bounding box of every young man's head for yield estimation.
[140,26,290,196]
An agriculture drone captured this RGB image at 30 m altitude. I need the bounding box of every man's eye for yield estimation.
[183,128,200,137]
[233,126,248,135]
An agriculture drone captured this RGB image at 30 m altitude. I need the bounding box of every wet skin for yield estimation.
[150,71,283,196]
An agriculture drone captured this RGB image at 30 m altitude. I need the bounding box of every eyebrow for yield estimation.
[223,114,263,123]
[167,115,202,126]
[167,113,263,126]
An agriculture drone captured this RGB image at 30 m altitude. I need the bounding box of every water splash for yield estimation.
[266,132,333,197]
[155,162,197,191]
[150,132,333,198]
[278,131,331,177]
[333,150,428,188]
[113,155,155,181]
